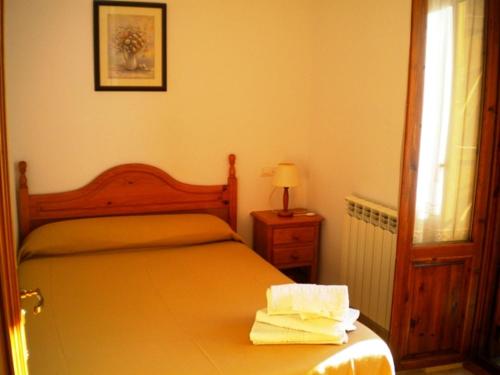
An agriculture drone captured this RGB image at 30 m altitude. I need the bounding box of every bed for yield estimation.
[17,155,394,375]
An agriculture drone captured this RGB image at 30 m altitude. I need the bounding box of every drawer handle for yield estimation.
[290,254,300,260]
[292,235,300,241]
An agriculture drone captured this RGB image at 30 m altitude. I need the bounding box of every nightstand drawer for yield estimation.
[273,245,314,265]
[273,227,315,245]
[251,210,322,283]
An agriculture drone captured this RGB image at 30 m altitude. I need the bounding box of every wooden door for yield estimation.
[389,0,500,370]
[0,0,29,373]
[467,38,500,373]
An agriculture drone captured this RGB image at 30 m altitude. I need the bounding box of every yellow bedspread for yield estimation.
[19,241,393,375]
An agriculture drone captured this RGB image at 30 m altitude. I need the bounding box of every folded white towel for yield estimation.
[345,308,360,330]
[266,284,349,321]
[249,321,347,345]
[255,307,359,335]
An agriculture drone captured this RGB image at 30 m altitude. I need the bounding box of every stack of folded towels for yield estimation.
[250,283,359,345]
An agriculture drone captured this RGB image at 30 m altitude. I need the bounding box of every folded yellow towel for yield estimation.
[255,307,359,336]
[266,284,349,321]
[249,321,347,345]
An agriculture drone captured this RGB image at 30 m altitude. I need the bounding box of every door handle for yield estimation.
[20,288,44,315]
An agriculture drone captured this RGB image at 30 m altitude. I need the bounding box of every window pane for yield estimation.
[413,0,485,244]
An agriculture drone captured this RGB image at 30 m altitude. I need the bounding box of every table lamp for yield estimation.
[272,163,299,217]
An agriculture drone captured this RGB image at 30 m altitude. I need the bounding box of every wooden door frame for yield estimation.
[468,17,500,369]
[389,0,500,369]
[0,0,28,373]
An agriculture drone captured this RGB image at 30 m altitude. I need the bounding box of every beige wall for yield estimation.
[309,0,411,283]
[5,0,313,243]
[5,0,412,284]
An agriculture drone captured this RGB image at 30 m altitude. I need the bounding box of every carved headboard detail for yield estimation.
[18,154,237,240]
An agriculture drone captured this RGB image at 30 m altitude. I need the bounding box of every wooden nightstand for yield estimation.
[251,210,323,283]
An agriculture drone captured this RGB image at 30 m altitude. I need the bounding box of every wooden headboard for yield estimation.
[18,154,237,240]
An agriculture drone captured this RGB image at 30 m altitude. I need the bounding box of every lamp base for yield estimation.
[277,210,294,217]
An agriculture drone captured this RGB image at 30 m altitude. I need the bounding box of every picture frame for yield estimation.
[93,1,167,91]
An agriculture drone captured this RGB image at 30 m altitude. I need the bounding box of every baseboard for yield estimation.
[358,313,389,342]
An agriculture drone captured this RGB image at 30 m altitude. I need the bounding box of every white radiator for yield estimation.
[340,195,398,331]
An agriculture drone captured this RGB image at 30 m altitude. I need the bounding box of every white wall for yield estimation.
[309,0,411,283]
[5,0,412,285]
[5,0,314,243]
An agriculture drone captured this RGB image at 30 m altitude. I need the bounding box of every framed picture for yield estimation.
[93,1,166,91]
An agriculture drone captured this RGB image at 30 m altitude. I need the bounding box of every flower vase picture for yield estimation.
[109,17,153,78]
[94,2,166,91]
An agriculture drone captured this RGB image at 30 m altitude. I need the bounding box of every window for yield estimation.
[413,0,485,243]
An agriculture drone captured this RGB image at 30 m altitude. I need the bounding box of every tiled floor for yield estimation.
[397,365,474,374]
[397,370,473,374]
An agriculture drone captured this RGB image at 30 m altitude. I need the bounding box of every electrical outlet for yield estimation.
[261,167,275,177]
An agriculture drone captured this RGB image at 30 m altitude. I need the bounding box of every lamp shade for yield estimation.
[272,163,299,188]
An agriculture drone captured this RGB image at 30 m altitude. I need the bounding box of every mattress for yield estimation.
[18,215,394,375]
